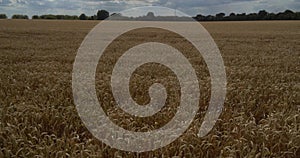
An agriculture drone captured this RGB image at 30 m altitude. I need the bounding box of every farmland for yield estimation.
[0,20,299,157]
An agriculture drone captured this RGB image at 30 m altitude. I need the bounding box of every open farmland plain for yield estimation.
[0,20,299,157]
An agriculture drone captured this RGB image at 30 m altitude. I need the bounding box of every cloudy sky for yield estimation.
[0,0,299,18]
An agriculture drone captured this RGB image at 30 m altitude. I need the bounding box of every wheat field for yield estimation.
[0,20,299,157]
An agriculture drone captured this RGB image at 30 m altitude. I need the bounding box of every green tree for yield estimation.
[97,10,109,20]
[229,13,236,17]
[72,15,79,20]
[296,12,300,20]
[88,15,97,20]
[283,10,295,20]
[228,13,236,21]
[258,10,268,20]
[195,14,205,21]
[216,13,225,20]
[146,12,155,18]
[12,14,28,19]
[0,14,7,19]
[56,15,64,19]
[32,15,39,19]
[236,13,246,21]
[79,13,87,20]
[247,13,258,20]
[284,10,294,14]
[40,14,56,19]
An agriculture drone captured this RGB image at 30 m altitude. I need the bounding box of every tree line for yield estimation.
[0,14,29,19]
[193,10,300,21]
[0,10,299,21]
[0,10,109,20]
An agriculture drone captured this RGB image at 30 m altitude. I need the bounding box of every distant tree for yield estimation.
[276,12,286,20]
[247,13,258,20]
[193,10,300,21]
[40,14,56,19]
[12,14,28,19]
[88,16,93,20]
[216,13,225,20]
[65,15,79,20]
[258,10,268,16]
[38,14,78,20]
[283,10,295,20]
[274,10,294,20]
[216,13,225,18]
[88,15,97,20]
[228,13,236,21]
[0,14,7,19]
[284,10,294,14]
[146,12,155,18]
[264,13,276,20]
[194,14,205,21]
[111,13,121,17]
[205,15,215,21]
[110,13,127,20]
[56,15,65,19]
[97,10,109,20]
[138,12,156,20]
[236,13,246,21]
[296,12,300,20]
[73,15,79,20]
[79,13,87,20]
[32,15,39,19]
[258,10,268,20]
[229,13,236,17]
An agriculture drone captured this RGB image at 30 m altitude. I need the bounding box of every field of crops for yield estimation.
[0,20,299,157]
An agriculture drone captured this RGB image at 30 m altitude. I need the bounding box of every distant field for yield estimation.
[0,20,299,157]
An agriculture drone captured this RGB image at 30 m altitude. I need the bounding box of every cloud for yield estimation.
[0,0,299,18]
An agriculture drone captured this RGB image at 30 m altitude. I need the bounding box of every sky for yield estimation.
[0,0,299,18]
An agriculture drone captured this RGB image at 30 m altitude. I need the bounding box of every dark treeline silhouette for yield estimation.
[0,14,7,19]
[12,14,29,19]
[194,10,300,21]
[3,9,300,21]
[31,10,109,20]
[32,14,79,20]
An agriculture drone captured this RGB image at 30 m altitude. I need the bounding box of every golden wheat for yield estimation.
[0,20,299,157]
